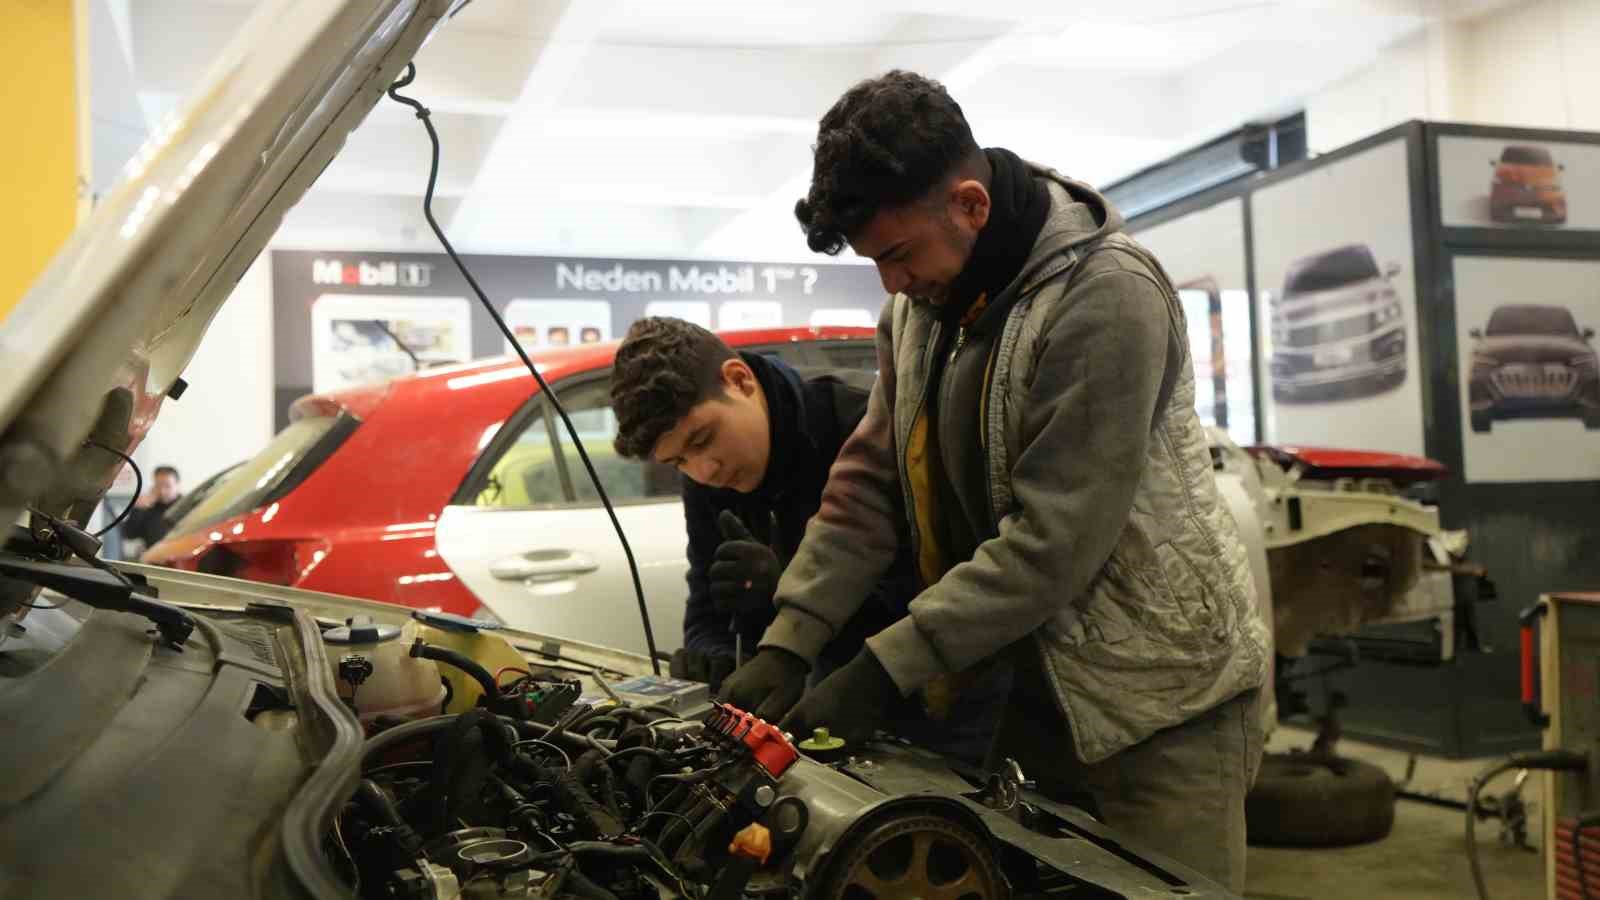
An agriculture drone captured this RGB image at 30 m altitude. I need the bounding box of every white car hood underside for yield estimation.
[0,0,451,532]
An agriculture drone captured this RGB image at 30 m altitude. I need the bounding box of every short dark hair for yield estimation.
[610,318,737,460]
[153,465,180,480]
[795,70,982,255]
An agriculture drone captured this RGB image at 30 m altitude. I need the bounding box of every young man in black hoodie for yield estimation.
[609,316,1005,764]
[718,71,1269,890]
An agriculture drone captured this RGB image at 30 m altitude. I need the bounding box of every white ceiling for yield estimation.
[111,0,1522,262]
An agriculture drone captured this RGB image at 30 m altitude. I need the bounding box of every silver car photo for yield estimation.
[1270,244,1407,404]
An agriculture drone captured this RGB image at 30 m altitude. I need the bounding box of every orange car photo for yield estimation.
[1489,144,1568,225]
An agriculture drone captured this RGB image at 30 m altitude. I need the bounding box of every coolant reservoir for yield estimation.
[413,610,528,714]
[324,617,447,723]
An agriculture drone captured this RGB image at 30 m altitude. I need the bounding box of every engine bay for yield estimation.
[0,498,1238,900]
[341,697,802,900]
[326,618,1234,900]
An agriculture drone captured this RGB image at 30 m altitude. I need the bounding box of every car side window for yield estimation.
[473,400,568,508]
[472,378,680,508]
[554,378,681,504]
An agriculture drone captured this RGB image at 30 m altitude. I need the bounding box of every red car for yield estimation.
[143,326,877,656]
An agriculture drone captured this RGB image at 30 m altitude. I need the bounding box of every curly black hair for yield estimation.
[610,317,737,460]
[794,70,982,255]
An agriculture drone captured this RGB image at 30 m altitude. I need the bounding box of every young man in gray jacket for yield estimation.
[719,70,1271,889]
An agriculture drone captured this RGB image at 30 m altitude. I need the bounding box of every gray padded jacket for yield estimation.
[760,167,1269,763]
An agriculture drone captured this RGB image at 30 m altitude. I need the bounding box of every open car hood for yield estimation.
[0,0,452,561]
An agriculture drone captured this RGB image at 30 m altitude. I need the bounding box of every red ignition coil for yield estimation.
[704,703,799,778]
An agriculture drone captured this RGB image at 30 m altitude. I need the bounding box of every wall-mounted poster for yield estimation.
[1251,138,1425,456]
[717,301,783,330]
[1454,256,1600,483]
[809,308,876,328]
[644,301,712,328]
[502,299,612,354]
[1130,197,1256,444]
[1439,136,1600,230]
[272,250,888,430]
[310,294,473,393]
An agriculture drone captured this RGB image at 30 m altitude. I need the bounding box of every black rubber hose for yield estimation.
[708,856,760,900]
[563,870,621,900]
[545,842,654,863]
[595,759,623,820]
[428,709,513,837]
[352,778,424,858]
[560,750,626,837]
[547,704,603,743]
[511,718,604,755]
[1467,750,1588,900]
[363,714,459,769]
[681,798,728,864]
[353,779,406,829]
[569,747,623,818]
[505,751,607,837]
[648,783,692,828]
[613,706,676,724]
[577,715,625,738]
[623,753,659,810]
[659,797,713,858]
[411,640,499,707]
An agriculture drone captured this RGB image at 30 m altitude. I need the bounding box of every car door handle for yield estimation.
[490,550,599,581]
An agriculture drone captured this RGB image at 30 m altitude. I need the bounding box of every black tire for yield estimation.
[1246,753,1396,847]
[1584,414,1600,431]
[1471,412,1492,433]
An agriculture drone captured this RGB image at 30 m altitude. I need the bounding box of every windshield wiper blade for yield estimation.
[0,557,195,649]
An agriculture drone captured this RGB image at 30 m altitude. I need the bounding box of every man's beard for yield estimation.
[909,218,975,308]
[908,283,950,308]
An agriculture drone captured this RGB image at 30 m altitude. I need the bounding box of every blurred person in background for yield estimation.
[121,465,183,555]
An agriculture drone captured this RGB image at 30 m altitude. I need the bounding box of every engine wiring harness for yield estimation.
[336,696,809,900]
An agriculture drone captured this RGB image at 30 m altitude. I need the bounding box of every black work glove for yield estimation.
[669,647,737,693]
[717,647,810,722]
[780,648,901,746]
[709,510,781,619]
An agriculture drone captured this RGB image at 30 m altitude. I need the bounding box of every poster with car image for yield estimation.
[716,301,783,330]
[502,299,612,354]
[808,308,876,328]
[643,301,712,328]
[1454,256,1600,483]
[1251,138,1425,456]
[1438,136,1600,230]
[1130,197,1256,444]
[311,294,473,393]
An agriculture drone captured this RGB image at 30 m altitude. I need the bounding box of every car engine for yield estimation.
[337,687,1014,900]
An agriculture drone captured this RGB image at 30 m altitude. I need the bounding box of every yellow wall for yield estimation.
[2,1,82,317]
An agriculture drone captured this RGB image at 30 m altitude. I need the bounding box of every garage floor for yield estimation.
[1246,727,1544,900]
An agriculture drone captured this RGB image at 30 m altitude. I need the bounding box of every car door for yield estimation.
[434,339,874,659]
[433,373,689,659]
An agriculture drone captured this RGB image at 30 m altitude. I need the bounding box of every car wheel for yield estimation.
[1246,752,1396,847]
[1584,413,1600,431]
[1471,412,1492,433]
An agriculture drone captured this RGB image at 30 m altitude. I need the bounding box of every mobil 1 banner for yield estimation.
[270,250,883,425]
[1454,256,1600,483]
[1438,134,1600,230]
[1251,138,1425,456]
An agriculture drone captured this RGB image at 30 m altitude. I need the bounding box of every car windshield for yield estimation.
[169,413,354,534]
[1284,246,1379,295]
[1502,146,1553,166]
[161,461,244,527]
[1486,305,1579,337]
